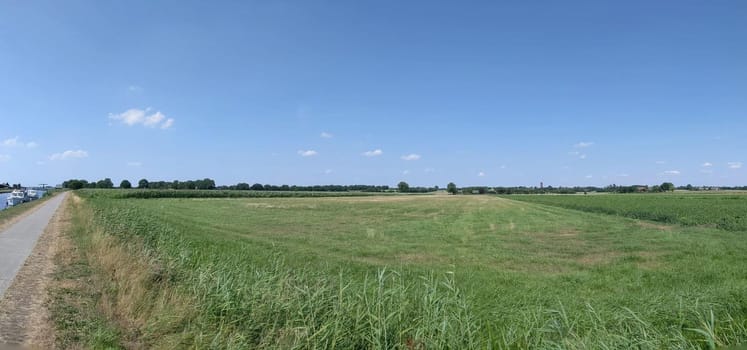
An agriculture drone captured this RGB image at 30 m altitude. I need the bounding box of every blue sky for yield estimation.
[1,1,745,187]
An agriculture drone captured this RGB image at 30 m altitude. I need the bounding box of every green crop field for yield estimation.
[56,191,747,349]
[507,193,747,231]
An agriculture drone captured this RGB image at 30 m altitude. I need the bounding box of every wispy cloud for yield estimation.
[50,150,88,161]
[617,174,630,177]
[109,108,174,129]
[320,132,333,139]
[728,162,742,169]
[702,162,713,167]
[128,85,143,93]
[424,168,435,173]
[363,149,383,157]
[579,154,587,159]
[0,154,10,162]
[585,175,593,179]
[2,137,19,147]
[127,161,142,167]
[400,153,420,161]
[161,118,175,129]
[144,111,165,127]
[1,137,34,148]
[324,169,333,174]
[478,171,485,177]
[663,170,680,175]
[298,150,318,157]
[402,170,410,175]
[655,160,666,164]
[574,141,594,148]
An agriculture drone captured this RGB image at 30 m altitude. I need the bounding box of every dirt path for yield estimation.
[0,194,68,347]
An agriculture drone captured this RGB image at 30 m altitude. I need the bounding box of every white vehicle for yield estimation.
[27,189,38,200]
[6,190,25,207]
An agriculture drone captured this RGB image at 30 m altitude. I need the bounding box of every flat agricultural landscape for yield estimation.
[56,190,747,349]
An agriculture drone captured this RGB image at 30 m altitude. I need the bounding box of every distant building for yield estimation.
[634,185,649,192]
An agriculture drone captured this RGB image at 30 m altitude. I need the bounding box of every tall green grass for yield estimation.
[62,193,747,349]
[507,193,747,231]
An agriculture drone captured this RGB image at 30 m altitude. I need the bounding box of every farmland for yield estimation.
[508,193,747,231]
[55,190,747,349]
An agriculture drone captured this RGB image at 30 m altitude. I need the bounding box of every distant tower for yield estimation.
[540,182,544,189]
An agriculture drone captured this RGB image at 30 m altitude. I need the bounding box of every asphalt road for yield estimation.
[0,192,67,298]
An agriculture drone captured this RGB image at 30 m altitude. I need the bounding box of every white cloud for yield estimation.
[2,137,19,147]
[478,171,485,177]
[2,137,37,148]
[728,162,742,169]
[0,154,10,162]
[585,175,593,179]
[402,170,410,175]
[574,141,594,148]
[363,149,383,157]
[298,150,318,157]
[579,154,587,159]
[324,169,333,174]
[110,108,145,125]
[616,174,630,177]
[161,118,175,129]
[702,162,713,167]
[50,150,88,161]
[109,108,174,129]
[663,170,680,175]
[127,161,142,167]
[401,153,421,161]
[320,132,333,139]
[144,111,165,126]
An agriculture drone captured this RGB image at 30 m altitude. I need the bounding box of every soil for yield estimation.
[0,197,67,348]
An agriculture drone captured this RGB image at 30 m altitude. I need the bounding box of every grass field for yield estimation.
[507,193,747,231]
[57,191,747,349]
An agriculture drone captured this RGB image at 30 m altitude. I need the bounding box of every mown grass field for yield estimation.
[58,191,747,349]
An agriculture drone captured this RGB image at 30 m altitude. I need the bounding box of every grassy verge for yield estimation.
[54,193,747,349]
[49,195,123,349]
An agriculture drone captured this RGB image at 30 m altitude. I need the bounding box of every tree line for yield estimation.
[61,178,747,194]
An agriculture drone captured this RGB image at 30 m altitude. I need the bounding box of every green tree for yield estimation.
[97,178,114,189]
[398,181,410,193]
[235,183,250,190]
[447,182,457,195]
[64,179,86,190]
[138,178,149,189]
[120,180,132,189]
[660,182,675,192]
[251,183,264,191]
